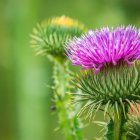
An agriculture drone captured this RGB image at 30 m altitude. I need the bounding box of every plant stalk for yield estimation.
[114,106,127,140]
[52,59,84,140]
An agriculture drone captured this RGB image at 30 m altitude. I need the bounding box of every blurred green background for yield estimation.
[0,0,140,140]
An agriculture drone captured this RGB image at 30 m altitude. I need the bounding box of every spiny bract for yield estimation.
[74,62,140,119]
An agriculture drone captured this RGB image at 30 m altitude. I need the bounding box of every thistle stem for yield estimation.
[52,59,84,140]
[114,106,127,140]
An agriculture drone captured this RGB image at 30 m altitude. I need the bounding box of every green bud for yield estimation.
[30,16,85,59]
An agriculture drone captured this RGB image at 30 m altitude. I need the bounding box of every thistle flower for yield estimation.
[66,26,140,72]
[30,16,85,59]
[66,26,140,119]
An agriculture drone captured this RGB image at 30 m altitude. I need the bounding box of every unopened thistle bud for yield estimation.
[30,16,85,59]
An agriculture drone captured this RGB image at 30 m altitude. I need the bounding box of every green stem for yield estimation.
[52,59,84,140]
[114,106,127,140]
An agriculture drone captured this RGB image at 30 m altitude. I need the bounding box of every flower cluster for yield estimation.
[66,26,140,72]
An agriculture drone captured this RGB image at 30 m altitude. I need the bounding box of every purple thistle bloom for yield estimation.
[66,26,140,72]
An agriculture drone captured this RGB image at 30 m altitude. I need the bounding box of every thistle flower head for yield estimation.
[30,16,85,59]
[66,26,140,72]
[67,26,140,119]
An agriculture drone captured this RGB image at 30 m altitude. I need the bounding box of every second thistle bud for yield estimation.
[30,16,85,60]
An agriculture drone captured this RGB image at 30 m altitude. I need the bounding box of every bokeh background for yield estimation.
[1,0,140,140]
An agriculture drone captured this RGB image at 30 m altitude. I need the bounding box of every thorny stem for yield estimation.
[52,59,84,140]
